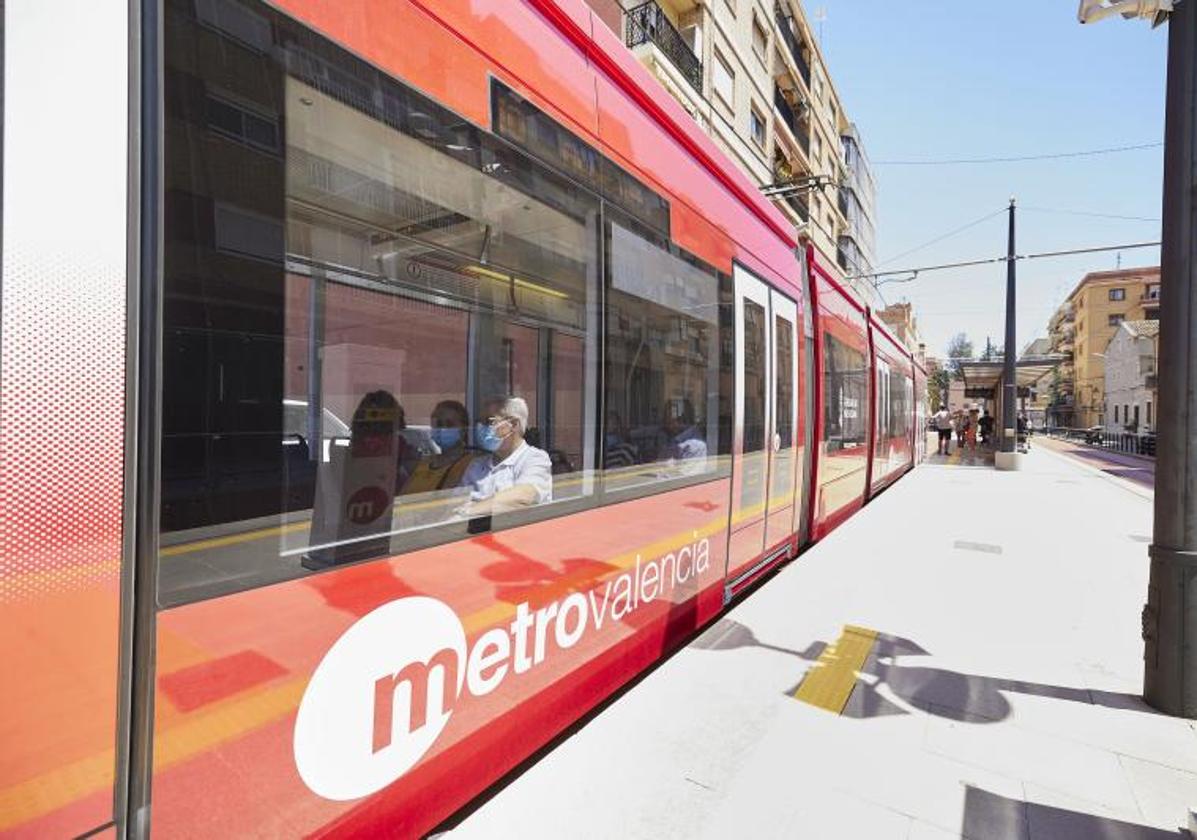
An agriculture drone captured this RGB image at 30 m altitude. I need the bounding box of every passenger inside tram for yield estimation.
[400,400,478,496]
[662,398,709,463]
[457,396,553,516]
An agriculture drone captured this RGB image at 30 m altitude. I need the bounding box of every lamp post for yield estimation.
[1080,0,1197,717]
[1143,0,1197,717]
[996,198,1022,469]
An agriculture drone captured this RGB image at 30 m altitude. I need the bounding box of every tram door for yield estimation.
[764,291,800,550]
[725,266,800,589]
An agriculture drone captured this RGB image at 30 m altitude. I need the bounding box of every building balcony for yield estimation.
[773,7,812,90]
[625,1,702,94]
[773,86,810,159]
[1141,288,1161,302]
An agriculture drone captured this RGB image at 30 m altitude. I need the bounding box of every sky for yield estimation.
[814,0,1167,361]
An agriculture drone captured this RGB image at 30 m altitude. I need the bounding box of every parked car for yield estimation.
[1083,426,1103,445]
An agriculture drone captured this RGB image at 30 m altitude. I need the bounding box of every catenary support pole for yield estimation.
[1144,1,1197,718]
[1001,198,1017,454]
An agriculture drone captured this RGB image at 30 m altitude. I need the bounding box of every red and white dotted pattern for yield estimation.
[0,241,126,602]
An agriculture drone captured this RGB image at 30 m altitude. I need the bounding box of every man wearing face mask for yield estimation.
[400,400,478,495]
[458,396,552,515]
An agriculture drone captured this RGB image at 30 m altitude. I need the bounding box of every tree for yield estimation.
[928,367,951,410]
[946,332,974,380]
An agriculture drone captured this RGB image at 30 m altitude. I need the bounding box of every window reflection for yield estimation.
[602,220,726,491]
[823,332,867,451]
[161,0,600,599]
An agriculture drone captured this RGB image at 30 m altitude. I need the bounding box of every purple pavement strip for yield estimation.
[1046,440,1155,489]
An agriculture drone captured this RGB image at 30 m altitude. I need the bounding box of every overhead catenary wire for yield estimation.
[875,206,1010,269]
[872,141,1163,166]
[847,240,1161,283]
[1020,205,1162,223]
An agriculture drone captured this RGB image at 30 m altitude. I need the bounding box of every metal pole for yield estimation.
[1145,2,1197,717]
[1001,198,1017,452]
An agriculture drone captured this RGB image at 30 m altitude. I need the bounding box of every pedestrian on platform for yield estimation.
[955,411,967,451]
[933,404,952,455]
[967,406,979,453]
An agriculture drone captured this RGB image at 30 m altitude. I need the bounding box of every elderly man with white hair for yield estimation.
[458,396,553,515]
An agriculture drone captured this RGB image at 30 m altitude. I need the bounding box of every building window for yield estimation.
[813,131,822,159]
[1134,405,1140,428]
[1115,405,1119,423]
[713,49,735,107]
[749,104,765,147]
[1148,401,1152,426]
[1108,313,1124,327]
[1109,288,1126,301]
[751,14,768,60]
[1124,404,1130,425]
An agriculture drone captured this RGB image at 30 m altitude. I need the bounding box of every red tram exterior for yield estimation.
[0,1,922,837]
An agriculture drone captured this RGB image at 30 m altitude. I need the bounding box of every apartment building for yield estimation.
[1104,320,1159,434]
[838,123,876,279]
[589,0,879,307]
[1046,266,1161,428]
[877,301,922,354]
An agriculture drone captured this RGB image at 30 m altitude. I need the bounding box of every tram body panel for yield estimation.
[868,318,915,494]
[149,483,729,838]
[0,2,129,837]
[810,264,871,539]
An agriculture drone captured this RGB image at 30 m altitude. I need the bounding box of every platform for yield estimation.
[444,443,1197,839]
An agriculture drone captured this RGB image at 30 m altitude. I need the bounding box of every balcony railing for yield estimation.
[773,86,810,157]
[774,7,811,89]
[626,2,702,94]
[1141,288,1161,302]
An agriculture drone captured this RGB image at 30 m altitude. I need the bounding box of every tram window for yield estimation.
[775,315,793,450]
[602,218,729,493]
[742,301,767,455]
[772,314,795,500]
[823,332,866,451]
[159,0,600,602]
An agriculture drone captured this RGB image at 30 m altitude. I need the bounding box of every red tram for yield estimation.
[0,1,926,837]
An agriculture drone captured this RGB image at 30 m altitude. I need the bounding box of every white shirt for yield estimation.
[460,441,553,504]
[934,409,952,430]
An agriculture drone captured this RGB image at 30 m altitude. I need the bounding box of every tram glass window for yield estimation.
[823,332,866,451]
[602,219,728,492]
[159,0,599,601]
[771,313,794,499]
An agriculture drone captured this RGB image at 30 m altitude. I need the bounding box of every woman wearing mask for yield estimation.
[400,400,478,495]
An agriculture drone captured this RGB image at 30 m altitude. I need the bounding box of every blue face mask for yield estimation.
[431,426,461,450]
[475,422,504,453]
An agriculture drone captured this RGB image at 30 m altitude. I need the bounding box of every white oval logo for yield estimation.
[294,596,466,800]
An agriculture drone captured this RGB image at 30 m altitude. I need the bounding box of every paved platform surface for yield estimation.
[1036,435,1156,490]
[447,445,1196,840]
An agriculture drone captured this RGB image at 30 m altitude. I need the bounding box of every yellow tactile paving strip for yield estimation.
[792,625,878,713]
